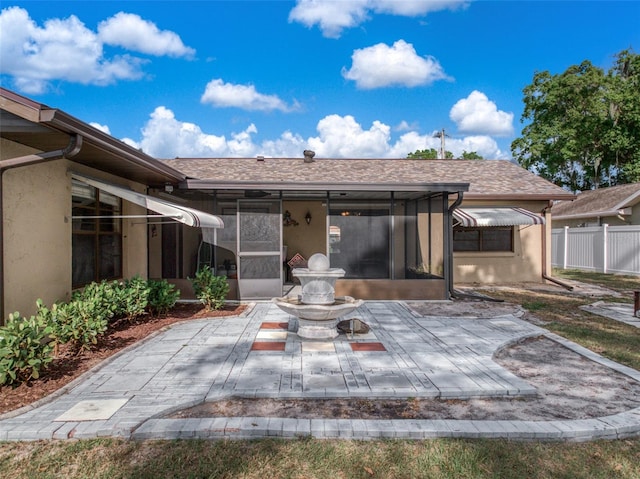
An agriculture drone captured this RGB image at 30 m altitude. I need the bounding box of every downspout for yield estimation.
[0,134,82,321]
[446,191,464,299]
[541,201,573,290]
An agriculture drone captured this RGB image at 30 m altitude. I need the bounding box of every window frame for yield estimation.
[453,226,514,253]
[71,181,123,287]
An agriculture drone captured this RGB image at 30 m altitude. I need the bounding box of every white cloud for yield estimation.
[201,79,299,112]
[289,0,369,39]
[139,106,229,158]
[89,122,111,134]
[307,115,392,157]
[449,90,514,136]
[289,0,468,38]
[98,12,195,58]
[134,107,508,160]
[0,7,192,94]
[342,40,450,89]
[394,120,418,132]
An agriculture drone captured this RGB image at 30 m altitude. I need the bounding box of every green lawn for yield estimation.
[1,437,640,479]
[2,270,640,479]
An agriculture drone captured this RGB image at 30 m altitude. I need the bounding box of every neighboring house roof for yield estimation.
[1,87,185,186]
[552,183,640,220]
[166,157,574,201]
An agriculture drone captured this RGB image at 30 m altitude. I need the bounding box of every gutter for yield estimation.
[0,134,82,321]
[541,201,573,290]
[446,191,464,300]
[41,109,185,184]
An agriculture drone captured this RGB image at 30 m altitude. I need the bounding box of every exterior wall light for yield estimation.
[305,211,312,224]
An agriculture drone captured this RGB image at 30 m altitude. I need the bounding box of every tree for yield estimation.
[606,50,640,184]
[407,149,481,159]
[407,148,438,159]
[461,151,483,160]
[512,49,640,191]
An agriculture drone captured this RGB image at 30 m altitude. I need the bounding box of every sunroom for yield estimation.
[149,156,469,301]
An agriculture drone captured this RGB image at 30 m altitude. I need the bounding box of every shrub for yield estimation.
[64,282,117,349]
[0,312,53,386]
[72,280,124,322]
[122,276,151,320]
[148,279,180,315]
[55,299,109,351]
[189,266,229,311]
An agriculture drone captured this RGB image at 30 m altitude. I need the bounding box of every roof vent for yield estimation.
[303,150,315,163]
[256,155,265,161]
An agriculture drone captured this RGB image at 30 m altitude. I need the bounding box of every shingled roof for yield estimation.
[552,182,640,218]
[165,157,574,200]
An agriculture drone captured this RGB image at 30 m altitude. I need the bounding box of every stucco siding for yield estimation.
[453,200,547,284]
[2,152,149,319]
[3,160,71,318]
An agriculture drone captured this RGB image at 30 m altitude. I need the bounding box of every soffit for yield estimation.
[1,95,184,187]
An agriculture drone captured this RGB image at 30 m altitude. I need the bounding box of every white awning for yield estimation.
[453,207,545,227]
[71,173,224,228]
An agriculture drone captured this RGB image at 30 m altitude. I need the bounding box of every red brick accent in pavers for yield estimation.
[251,341,286,351]
[350,342,387,352]
[260,322,289,330]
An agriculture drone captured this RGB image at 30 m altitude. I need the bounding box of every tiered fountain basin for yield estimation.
[272,253,364,339]
[271,296,364,339]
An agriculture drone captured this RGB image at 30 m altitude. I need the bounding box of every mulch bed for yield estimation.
[0,303,246,415]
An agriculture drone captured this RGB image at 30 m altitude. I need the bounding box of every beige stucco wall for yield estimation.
[452,200,549,284]
[416,201,444,277]
[2,139,148,319]
[282,201,327,260]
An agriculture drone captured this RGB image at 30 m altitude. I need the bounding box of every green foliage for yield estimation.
[0,276,183,385]
[190,266,229,311]
[122,276,151,320]
[72,280,124,322]
[512,48,640,191]
[407,148,439,159]
[460,150,483,160]
[147,279,180,315]
[0,312,53,386]
[407,148,482,160]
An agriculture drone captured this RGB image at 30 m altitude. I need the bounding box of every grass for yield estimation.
[2,269,640,478]
[2,438,640,479]
[489,271,640,371]
[553,268,640,293]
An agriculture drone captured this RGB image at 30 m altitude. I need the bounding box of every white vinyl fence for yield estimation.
[552,224,640,276]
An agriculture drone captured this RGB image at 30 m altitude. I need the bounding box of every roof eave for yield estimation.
[464,193,576,201]
[612,189,640,210]
[180,179,470,193]
[552,209,630,221]
[41,109,186,184]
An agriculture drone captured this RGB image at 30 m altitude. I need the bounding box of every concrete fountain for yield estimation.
[272,253,363,339]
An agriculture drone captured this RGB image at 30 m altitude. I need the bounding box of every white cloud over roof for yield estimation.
[450,90,514,136]
[289,0,468,38]
[201,79,299,112]
[342,40,451,89]
[133,106,508,160]
[89,122,111,134]
[0,6,192,94]
[98,12,195,58]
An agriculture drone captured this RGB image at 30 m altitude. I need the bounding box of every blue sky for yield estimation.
[1,1,638,160]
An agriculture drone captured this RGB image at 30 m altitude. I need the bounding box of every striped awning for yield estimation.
[453,207,545,227]
[71,173,224,228]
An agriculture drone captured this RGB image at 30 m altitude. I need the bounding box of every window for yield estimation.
[453,227,513,252]
[72,180,122,286]
[329,205,390,279]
